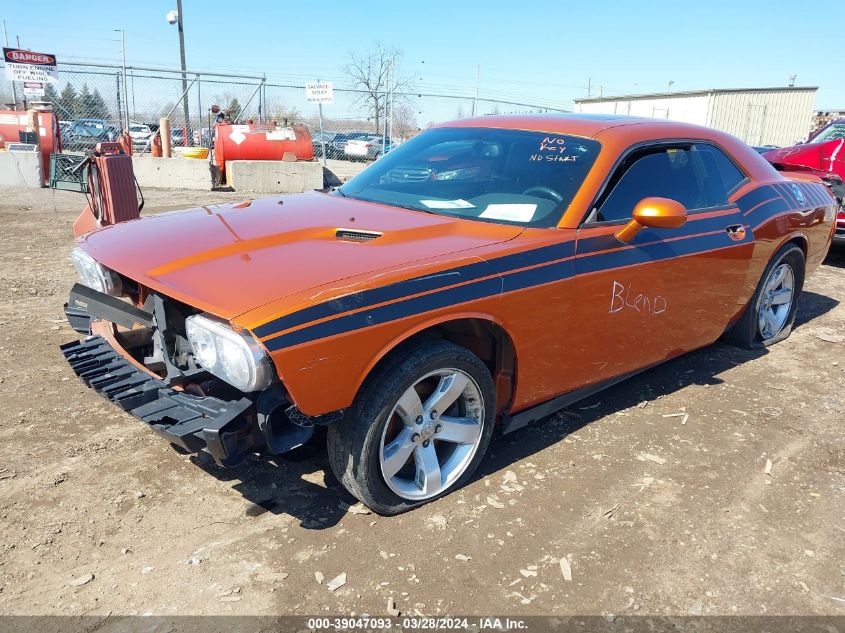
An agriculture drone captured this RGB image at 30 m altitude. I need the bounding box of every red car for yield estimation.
[763,120,844,244]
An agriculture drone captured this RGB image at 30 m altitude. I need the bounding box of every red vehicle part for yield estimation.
[0,109,60,184]
[73,142,142,238]
[213,123,313,175]
[763,139,845,181]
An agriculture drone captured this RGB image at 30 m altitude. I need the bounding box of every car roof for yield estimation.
[438,113,728,141]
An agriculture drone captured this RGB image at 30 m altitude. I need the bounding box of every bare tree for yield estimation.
[391,101,419,140]
[264,97,301,125]
[343,43,412,134]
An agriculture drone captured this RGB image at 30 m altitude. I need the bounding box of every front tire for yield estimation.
[327,340,496,515]
[723,243,805,348]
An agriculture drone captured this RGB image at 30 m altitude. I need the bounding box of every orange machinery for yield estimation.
[0,108,60,185]
[48,141,143,237]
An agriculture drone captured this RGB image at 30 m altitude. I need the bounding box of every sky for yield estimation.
[2,0,843,110]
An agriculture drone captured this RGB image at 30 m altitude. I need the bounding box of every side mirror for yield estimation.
[615,197,687,243]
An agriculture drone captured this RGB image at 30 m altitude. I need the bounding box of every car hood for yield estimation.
[79,192,522,320]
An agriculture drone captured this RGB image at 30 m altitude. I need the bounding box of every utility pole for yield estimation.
[175,0,190,144]
[382,60,390,151]
[115,29,129,129]
[472,64,479,116]
[389,61,394,144]
[586,77,592,98]
[2,20,18,109]
[788,74,796,87]
[16,34,26,110]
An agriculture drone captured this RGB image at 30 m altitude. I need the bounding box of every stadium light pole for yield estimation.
[167,1,190,145]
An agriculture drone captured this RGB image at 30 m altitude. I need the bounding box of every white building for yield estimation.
[575,87,817,147]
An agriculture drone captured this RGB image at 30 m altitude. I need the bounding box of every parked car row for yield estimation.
[312,130,398,161]
[59,119,120,152]
[58,119,195,152]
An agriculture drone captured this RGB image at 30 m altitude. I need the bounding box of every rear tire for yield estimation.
[723,243,805,349]
[327,340,495,515]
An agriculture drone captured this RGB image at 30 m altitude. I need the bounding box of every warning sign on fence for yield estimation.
[3,48,59,84]
[305,82,334,104]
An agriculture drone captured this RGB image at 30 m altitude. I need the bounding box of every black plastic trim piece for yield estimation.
[64,302,93,334]
[68,283,154,330]
[60,335,257,466]
[501,364,656,434]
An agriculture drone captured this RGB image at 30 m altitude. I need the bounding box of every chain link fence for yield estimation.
[1,60,568,159]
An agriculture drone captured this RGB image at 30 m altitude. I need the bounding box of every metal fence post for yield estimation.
[196,74,201,146]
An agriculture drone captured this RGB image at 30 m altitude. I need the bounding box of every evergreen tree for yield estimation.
[77,84,111,120]
[58,84,80,119]
[78,84,92,118]
[88,88,111,120]
[43,83,60,111]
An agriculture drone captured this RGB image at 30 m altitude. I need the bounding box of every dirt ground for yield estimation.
[0,187,843,620]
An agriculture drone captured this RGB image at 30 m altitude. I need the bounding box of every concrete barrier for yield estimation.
[132,156,212,190]
[0,150,42,187]
[226,160,323,193]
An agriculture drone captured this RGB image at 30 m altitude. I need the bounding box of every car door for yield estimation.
[570,141,754,386]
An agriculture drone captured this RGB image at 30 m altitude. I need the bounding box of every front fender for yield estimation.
[263,269,508,417]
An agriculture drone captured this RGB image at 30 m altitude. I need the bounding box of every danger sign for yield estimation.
[3,47,59,84]
[23,81,45,98]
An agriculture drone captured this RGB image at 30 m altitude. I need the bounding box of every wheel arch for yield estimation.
[779,231,809,258]
[353,312,518,421]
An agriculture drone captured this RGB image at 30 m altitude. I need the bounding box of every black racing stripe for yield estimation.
[264,230,748,352]
[775,181,805,209]
[258,184,780,345]
[809,183,832,206]
[811,184,827,206]
[806,184,823,207]
[264,277,504,352]
[577,210,741,256]
[735,184,780,213]
[745,197,791,226]
[254,241,576,339]
[252,261,488,338]
[577,230,744,276]
[799,182,817,206]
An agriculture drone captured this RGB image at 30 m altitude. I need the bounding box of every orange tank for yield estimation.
[214,123,313,174]
[0,109,59,184]
[151,133,162,157]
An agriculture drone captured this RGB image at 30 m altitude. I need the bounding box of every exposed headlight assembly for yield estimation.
[185,314,273,392]
[70,247,123,296]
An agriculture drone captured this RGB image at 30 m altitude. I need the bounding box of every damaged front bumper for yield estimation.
[61,284,329,466]
[61,335,258,466]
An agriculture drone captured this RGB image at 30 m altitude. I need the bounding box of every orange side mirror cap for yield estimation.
[615,197,687,243]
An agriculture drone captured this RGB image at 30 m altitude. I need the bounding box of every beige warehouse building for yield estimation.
[575,87,817,147]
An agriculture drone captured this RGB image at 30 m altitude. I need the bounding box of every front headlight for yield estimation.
[185,314,273,392]
[70,247,123,296]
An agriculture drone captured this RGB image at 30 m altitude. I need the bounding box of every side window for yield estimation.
[594,143,745,223]
[692,143,745,195]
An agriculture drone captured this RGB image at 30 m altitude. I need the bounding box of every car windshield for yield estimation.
[338,127,601,227]
[812,122,845,143]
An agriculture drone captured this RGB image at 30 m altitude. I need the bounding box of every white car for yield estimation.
[128,124,152,146]
[344,136,393,161]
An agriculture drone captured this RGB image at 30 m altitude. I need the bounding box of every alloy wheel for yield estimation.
[379,368,485,501]
[757,263,794,340]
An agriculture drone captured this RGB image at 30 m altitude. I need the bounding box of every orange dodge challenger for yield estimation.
[62,114,837,514]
